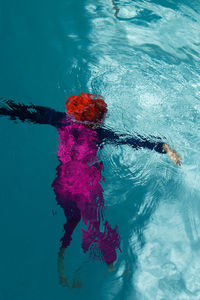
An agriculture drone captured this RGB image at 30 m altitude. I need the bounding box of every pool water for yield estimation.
[0,0,200,299]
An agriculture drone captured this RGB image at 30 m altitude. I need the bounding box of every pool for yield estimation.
[0,0,200,299]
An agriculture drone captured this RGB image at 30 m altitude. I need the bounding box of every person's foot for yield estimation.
[72,276,82,289]
[107,263,115,272]
[59,275,69,287]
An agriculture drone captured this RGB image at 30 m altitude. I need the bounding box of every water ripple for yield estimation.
[85,0,200,298]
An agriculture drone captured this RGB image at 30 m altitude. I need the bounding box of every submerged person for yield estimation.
[0,93,181,287]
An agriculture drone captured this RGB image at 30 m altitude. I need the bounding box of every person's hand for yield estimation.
[168,149,182,166]
[163,144,182,166]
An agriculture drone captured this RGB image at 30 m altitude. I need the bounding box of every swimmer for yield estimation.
[0,93,181,287]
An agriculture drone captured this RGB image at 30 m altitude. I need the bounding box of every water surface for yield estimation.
[0,0,200,299]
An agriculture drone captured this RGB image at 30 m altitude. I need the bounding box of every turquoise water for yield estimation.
[0,0,200,299]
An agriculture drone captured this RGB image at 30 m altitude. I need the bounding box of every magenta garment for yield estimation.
[52,115,121,264]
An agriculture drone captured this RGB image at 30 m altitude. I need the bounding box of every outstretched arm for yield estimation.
[0,98,68,127]
[97,127,182,165]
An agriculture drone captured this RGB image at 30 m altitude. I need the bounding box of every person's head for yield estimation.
[65,93,107,127]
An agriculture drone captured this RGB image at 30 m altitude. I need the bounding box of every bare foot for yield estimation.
[72,277,82,289]
[107,263,115,272]
[59,276,69,287]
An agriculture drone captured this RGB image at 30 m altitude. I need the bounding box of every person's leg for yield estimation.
[60,201,81,248]
[57,200,81,286]
[81,204,121,268]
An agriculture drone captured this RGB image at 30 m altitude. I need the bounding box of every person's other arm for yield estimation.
[0,99,69,127]
[97,127,182,165]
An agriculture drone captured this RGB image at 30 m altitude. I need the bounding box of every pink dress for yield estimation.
[52,115,121,264]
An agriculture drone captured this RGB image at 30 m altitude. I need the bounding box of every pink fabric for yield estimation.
[52,115,120,264]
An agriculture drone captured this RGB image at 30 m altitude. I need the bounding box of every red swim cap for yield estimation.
[65,93,107,124]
